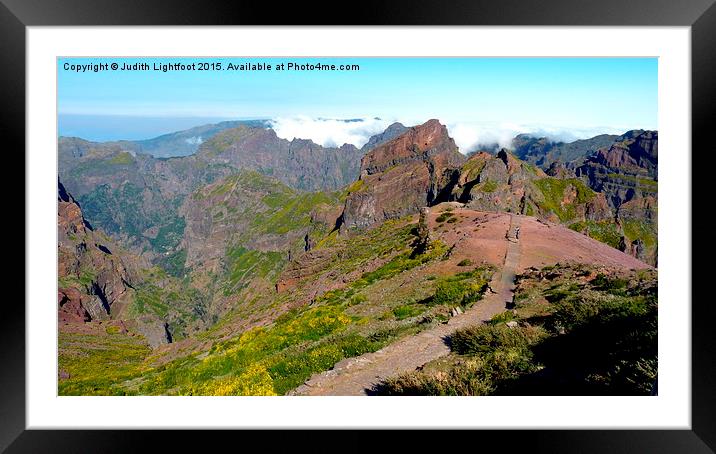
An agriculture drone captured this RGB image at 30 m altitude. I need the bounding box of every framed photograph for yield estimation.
[7,0,713,451]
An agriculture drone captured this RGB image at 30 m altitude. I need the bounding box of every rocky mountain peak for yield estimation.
[340,119,465,231]
[361,122,409,152]
[359,119,463,177]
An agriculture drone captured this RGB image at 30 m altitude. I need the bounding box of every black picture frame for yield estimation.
[4,0,713,451]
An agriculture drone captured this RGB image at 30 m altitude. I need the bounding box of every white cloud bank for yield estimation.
[270,116,394,148]
[269,116,632,153]
[445,121,631,153]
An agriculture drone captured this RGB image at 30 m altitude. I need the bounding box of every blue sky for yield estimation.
[58,57,657,150]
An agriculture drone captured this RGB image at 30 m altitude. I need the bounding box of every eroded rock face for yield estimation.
[197,126,365,192]
[58,180,140,321]
[275,248,335,293]
[132,317,174,348]
[58,288,91,323]
[546,161,575,179]
[577,130,658,209]
[575,131,658,265]
[340,119,466,230]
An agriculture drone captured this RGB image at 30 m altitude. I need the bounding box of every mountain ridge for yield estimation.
[57,117,658,396]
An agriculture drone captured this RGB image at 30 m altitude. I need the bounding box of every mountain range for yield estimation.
[57,118,658,396]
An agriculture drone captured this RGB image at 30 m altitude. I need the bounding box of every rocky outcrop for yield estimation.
[340,119,466,230]
[58,288,91,323]
[453,150,543,214]
[545,161,575,179]
[413,207,432,254]
[58,180,139,321]
[132,317,174,348]
[451,149,614,228]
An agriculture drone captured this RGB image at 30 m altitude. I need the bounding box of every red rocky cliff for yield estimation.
[340,119,466,230]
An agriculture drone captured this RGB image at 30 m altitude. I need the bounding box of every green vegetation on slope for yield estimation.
[156,249,187,278]
[59,214,497,396]
[58,330,151,396]
[534,177,596,222]
[569,220,623,249]
[200,126,256,155]
[622,218,657,248]
[223,247,286,295]
[460,158,488,182]
[259,191,335,235]
[606,173,658,191]
[374,264,657,396]
[78,182,186,255]
[108,151,135,165]
[126,239,454,395]
[125,267,209,340]
[431,269,492,308]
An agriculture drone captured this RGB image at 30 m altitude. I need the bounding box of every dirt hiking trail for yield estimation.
[290,215,523,396]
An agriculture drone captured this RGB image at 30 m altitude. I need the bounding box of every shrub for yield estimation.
[374,265,658,396]
[191,364,277,396]
[393,304,425,320]
[374,358,494,396]
[431,269,490,307]
[488,311,516,325]
[457,259,473,267]
[451,324,540,356]
[375,325,544,396]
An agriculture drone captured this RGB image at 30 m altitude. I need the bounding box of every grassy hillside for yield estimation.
[59,214,498,395]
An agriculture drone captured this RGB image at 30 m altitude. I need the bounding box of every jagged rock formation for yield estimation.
[340,119,466,230]
[58,180,210,347]
[58,179,139,320]
[452,150,612,225]
[453,150,544,214]
[58,288,92,324]
[545,161,575,179]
